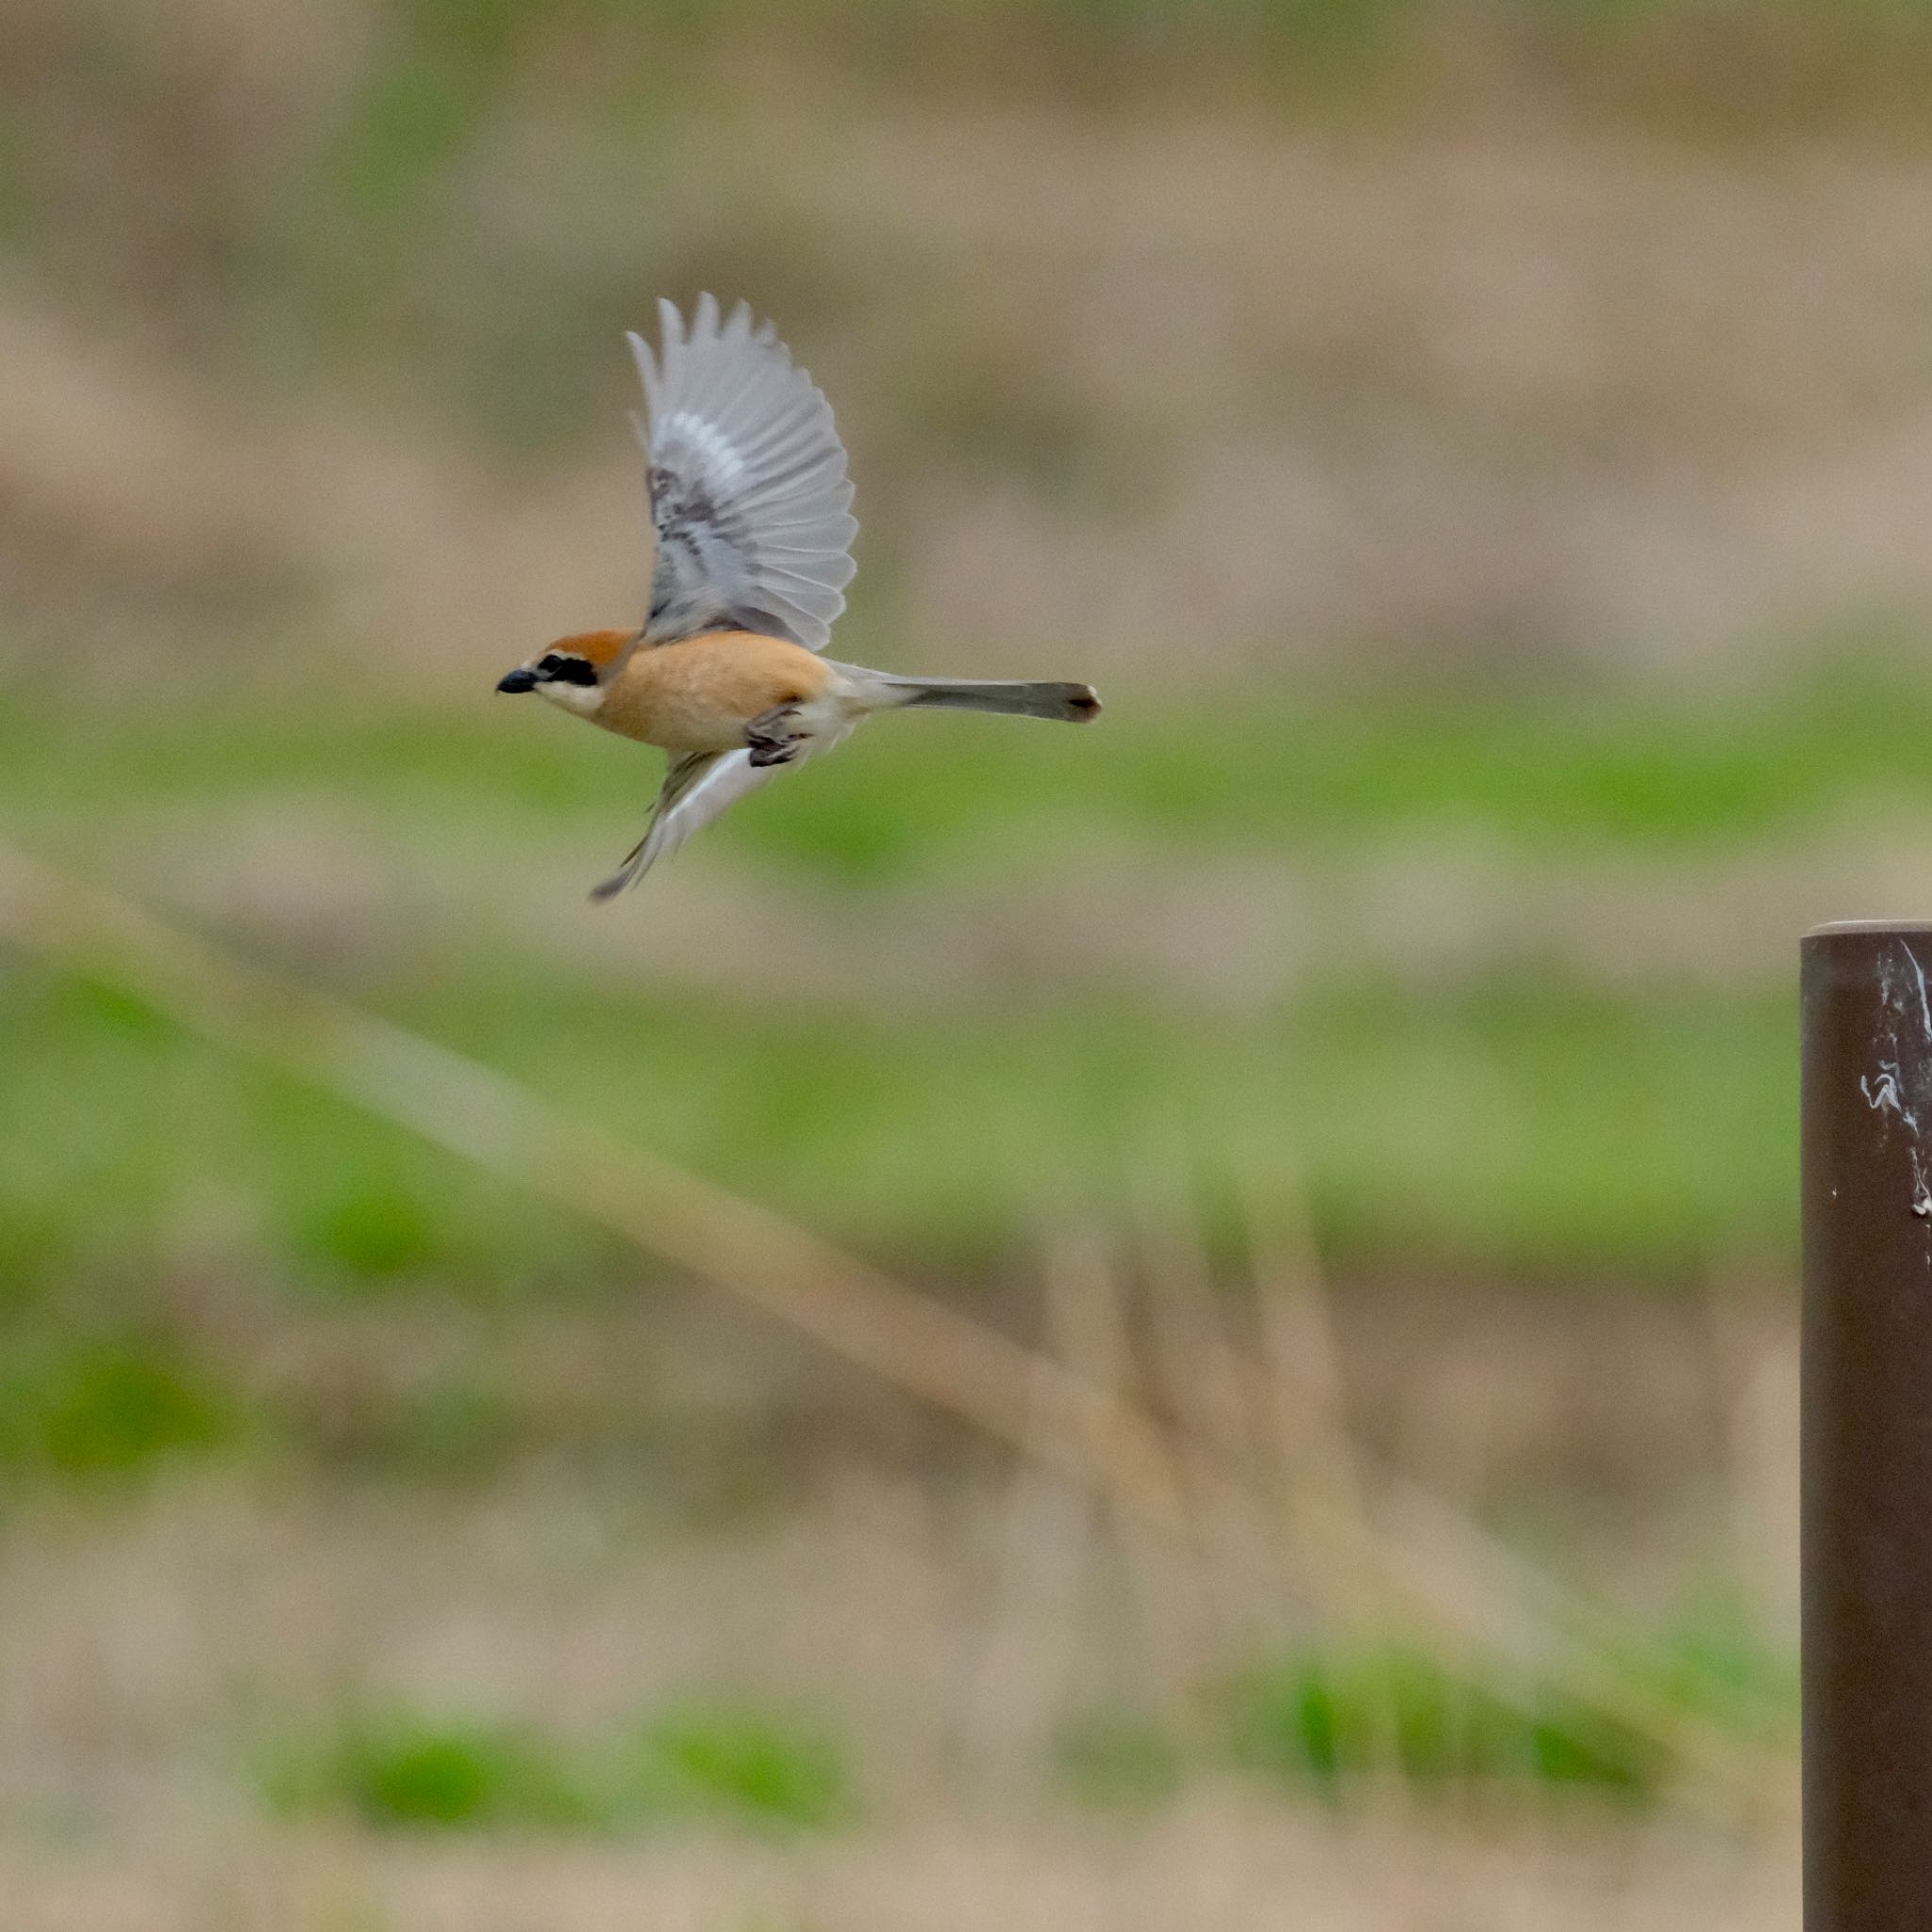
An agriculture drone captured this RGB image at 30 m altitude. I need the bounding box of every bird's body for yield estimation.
[497,296,1100,898]
[585,630,839,755]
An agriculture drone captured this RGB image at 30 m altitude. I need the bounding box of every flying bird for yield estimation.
[496,295,1102,900]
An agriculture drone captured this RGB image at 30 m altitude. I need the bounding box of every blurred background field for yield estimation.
[14,0,1932,1924]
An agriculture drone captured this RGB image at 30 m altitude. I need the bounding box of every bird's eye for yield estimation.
[537,654,563,675]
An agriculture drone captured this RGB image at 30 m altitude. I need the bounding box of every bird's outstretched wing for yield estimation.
[631,294,858,652]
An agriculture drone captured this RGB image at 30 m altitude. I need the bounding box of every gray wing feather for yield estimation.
[589,719,857,900]
[589,750,778,900]
[630,295,858,652]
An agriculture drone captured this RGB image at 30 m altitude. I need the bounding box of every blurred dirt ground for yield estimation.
[0,1457,1799,1932]
[0,1810,1800,1932]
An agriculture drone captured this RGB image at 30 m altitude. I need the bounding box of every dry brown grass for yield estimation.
[10,6,1932,684]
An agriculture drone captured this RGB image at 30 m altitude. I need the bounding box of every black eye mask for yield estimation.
[539,654,601,687]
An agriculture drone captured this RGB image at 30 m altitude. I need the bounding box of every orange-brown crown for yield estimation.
[548,628,632,667]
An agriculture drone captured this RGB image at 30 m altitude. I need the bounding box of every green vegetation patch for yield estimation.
[1225,1646,1669,1800]
[269,1699,856,1835]
[0,952,1798,1292]
[267,1713,606,1831]
[628,1702,858,1830]
[1221,1608,1795,1804]
[266,1622,1789,1835]
[11,665,1932,877]
[1053,1607,1797,1811]
[0,1333,241,1477]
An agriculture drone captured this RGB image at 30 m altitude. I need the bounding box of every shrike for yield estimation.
[496,295,1101,900]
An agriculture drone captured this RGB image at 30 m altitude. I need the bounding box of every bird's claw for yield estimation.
[745,704,805,767]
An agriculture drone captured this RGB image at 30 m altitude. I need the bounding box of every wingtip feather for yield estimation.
[656,295,684,355]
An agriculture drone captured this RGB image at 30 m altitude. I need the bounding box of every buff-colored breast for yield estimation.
[592,631,835,754]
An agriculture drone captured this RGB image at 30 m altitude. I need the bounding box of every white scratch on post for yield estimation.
[1904,941,1932,1044]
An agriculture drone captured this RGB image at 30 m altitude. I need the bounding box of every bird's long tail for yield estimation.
[847,670,1102,723]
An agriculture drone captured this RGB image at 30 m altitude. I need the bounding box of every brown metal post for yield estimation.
[1803,922,1932,1929]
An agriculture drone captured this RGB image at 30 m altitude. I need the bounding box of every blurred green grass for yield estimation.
[2,667,1878,1314]
[267,1698,856,1834]
[258,1608,1793,1834]
[1058,1600,1796,1813]
[8,662,1929,871]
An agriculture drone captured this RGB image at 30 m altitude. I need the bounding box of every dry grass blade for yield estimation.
[1041,1223,1209,1716]
[1238,1162,1368,1525]
[0,842,1185,1526]
[1130,1166,1297,1644]
[955,1374,1095,1794]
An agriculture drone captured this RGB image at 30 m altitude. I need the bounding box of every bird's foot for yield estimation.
[745,704,805,768]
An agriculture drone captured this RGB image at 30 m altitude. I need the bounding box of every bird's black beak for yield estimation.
[496,667,539,694]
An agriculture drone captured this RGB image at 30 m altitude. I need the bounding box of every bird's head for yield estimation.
[496,629,633,713]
